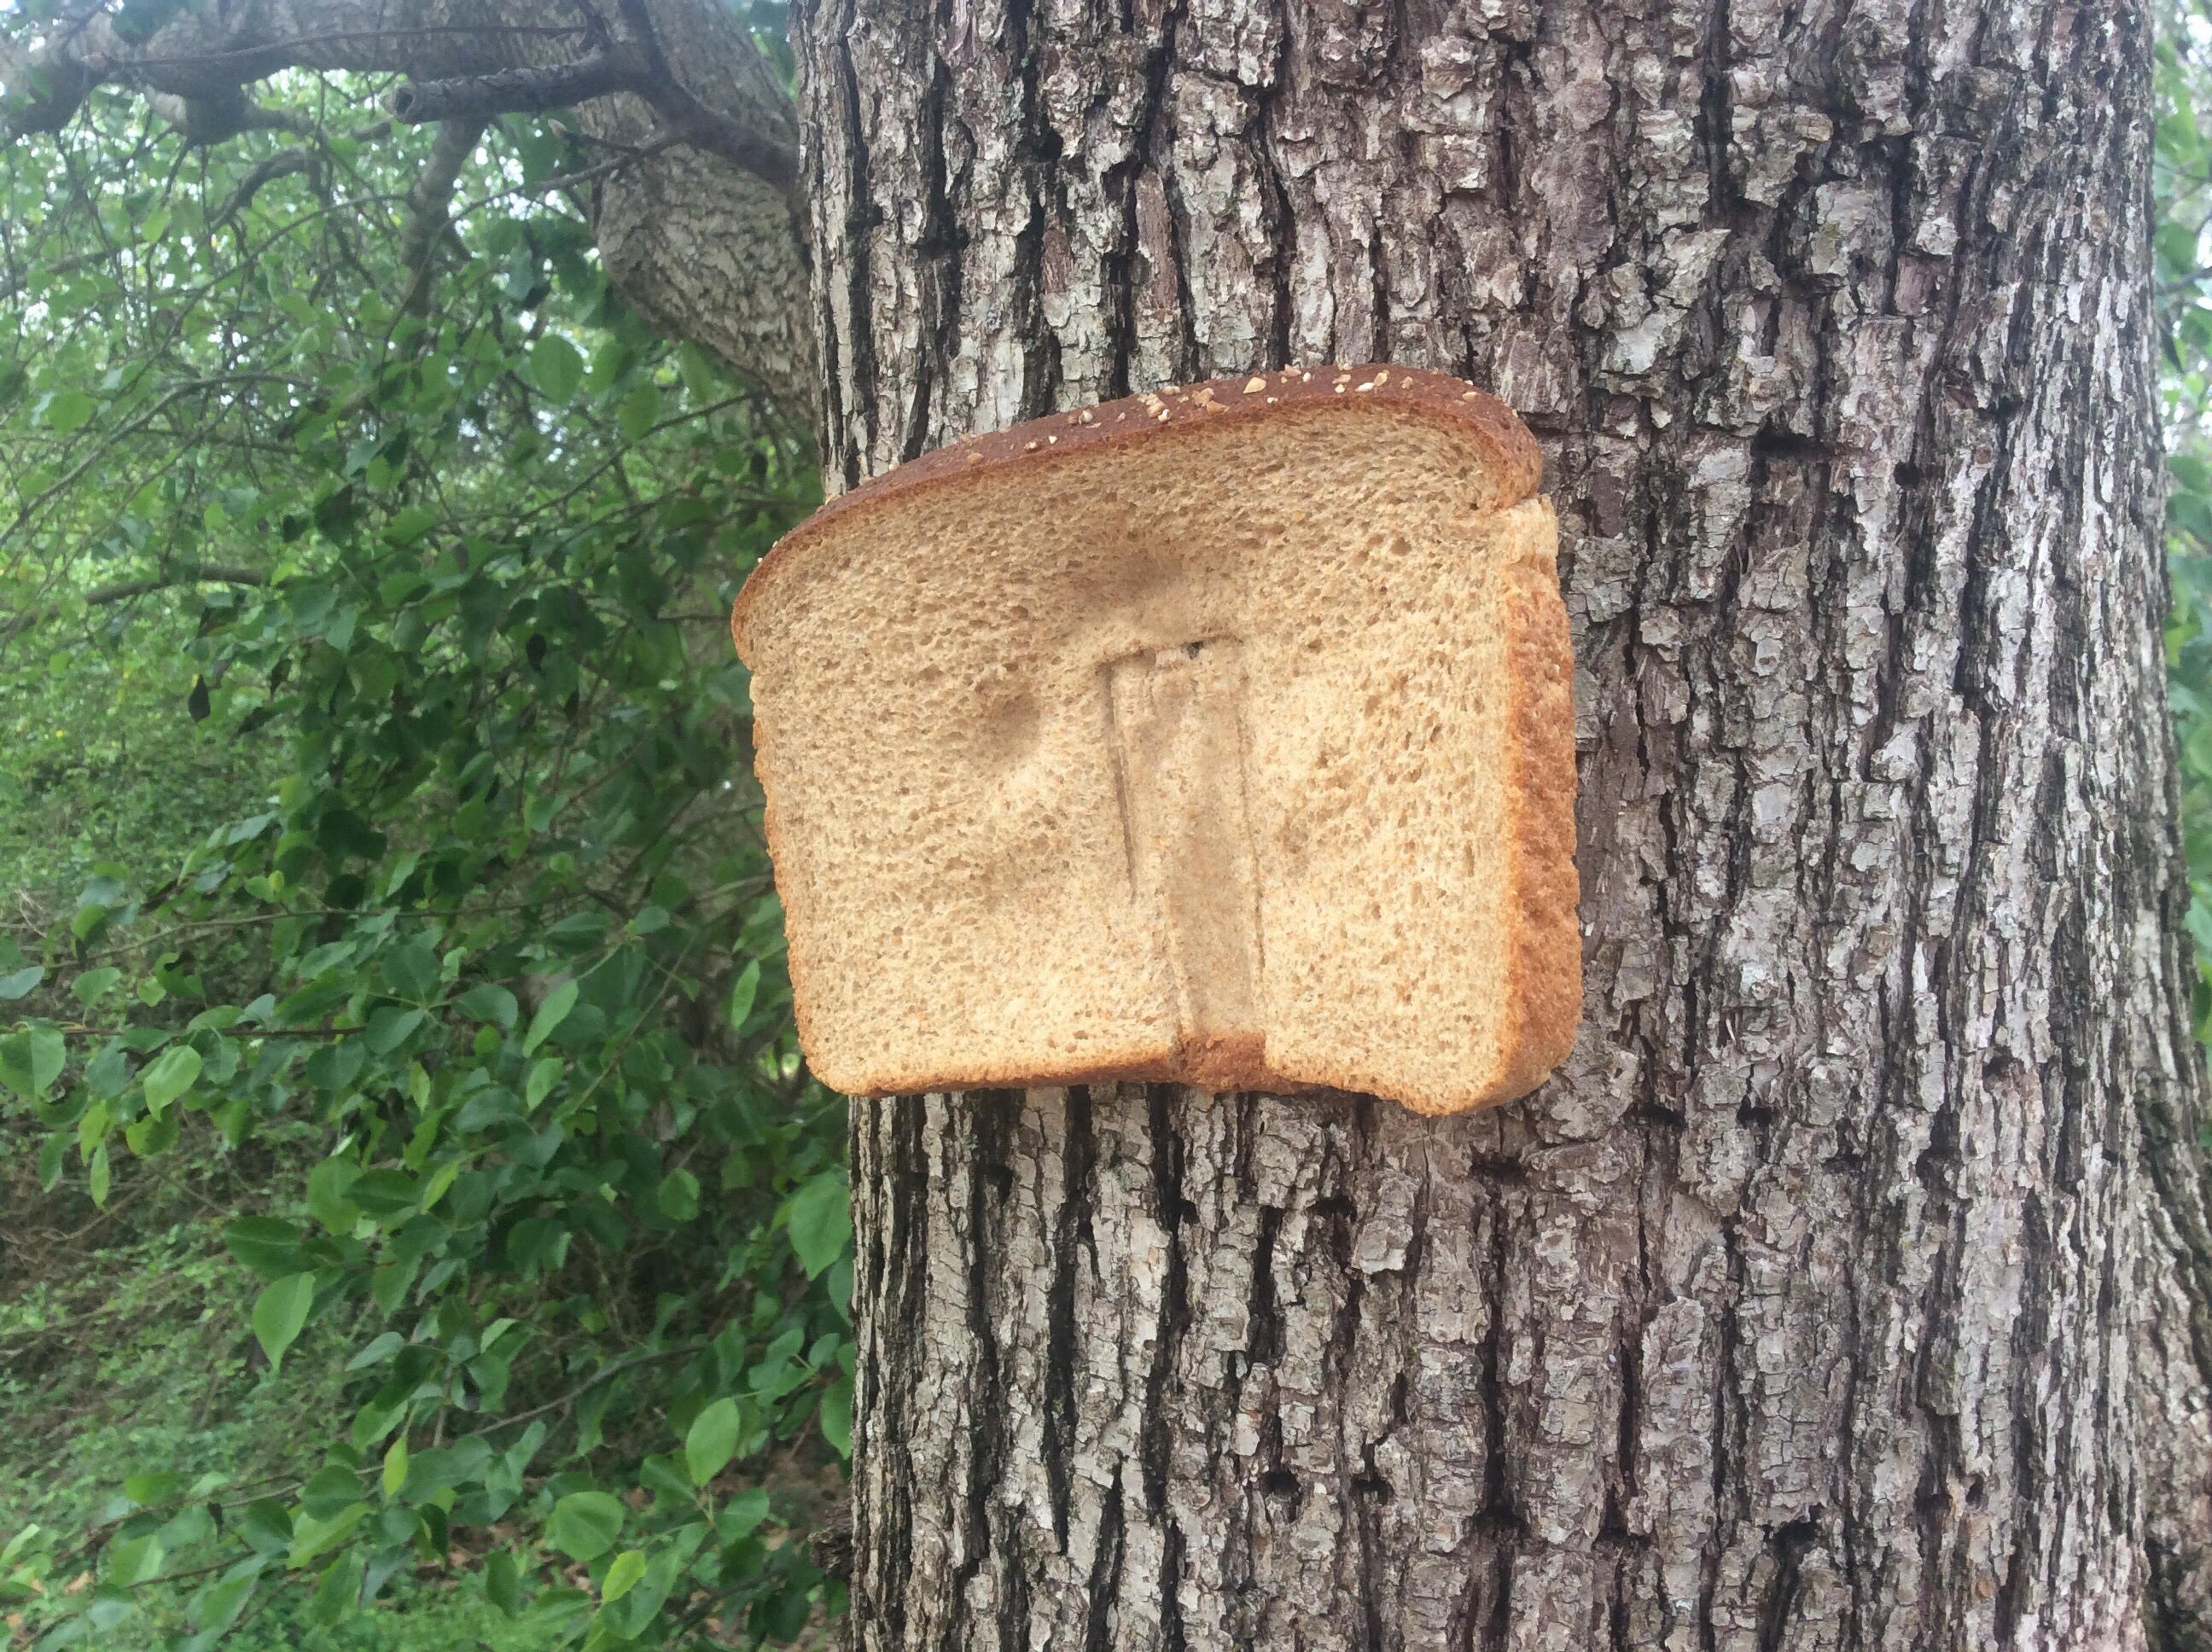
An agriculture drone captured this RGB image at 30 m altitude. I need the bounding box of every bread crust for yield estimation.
[1497,501,1584,1102]
[736,364,1578,1114]
[731,364,1541,665]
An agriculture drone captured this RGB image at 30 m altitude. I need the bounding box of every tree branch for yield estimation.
[388,48,637,125]
[387,32,798,192]
[143,86,317,145]
[0,564,270,643]
[396,118,486,317]
[207,147,317,229]
[83,564,268,605]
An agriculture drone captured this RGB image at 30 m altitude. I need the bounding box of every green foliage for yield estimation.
[2162,3,2212,1041]
[0,52,837,1652]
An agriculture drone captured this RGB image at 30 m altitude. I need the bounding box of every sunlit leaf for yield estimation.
[729,959,760,1030]
[522,980,578,1055]
[601,1547,647,1602]
[140,1045,201,1115]
[253,1273,316,1371]
[789,1169,853,1279]
[685,1398,742,1486]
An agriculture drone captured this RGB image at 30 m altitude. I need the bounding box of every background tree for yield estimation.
[10,0,2212,1649]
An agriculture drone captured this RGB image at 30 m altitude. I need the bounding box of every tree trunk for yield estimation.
[794,0,2212,1643]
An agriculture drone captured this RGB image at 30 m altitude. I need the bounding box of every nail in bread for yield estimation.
[731,365,1580,1114]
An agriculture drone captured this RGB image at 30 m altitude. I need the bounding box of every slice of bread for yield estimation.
[731,364,1580,1115]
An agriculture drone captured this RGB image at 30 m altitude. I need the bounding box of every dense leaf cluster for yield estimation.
[2163,3,2212,1033]
[0,61,841,1652]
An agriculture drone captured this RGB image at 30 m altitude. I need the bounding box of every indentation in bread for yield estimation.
[734,366,1580,1114]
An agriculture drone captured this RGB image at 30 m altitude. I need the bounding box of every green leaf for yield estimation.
[381,1437,410,1498]
[543,911,608,952]
[302,1465,361,1518]
[545,1491,624,1562]
[238,1499,294,1556]
[226,1217,306,1279]
[306,1550,364,1626]
[0,1028,64,1100]
[71,967,120,1006]
[28,1028,64,1096]
[821,1373,853,1457]
[83,1043,128,1096]
[346,1331,406,1371]
[788,1169,853,1280]
[44,388,96,433]
[601,1548,647,1603]
[286,1501,367,1568]
[381,941,440,999]
[366,1005,425,1055]
[525,1586,591,1630]
[108,1533,163,1586]
[125,1471,183,1506]
[601,1547,678,1637]
[617,381,661,443]
[125,1108,179,1157]
[485,1550,522,1617]
[728,960,760,1030]
[525,1056,563,1111]
[486,1548,524,1619]
[530,334,585,403]
[253,1273,316,1371]
[422,1158,462,1210]
[522,980,578,1054]
[349,1169,419,1219]
[0,965,44,1000]
[458,983,518,1028]
[190,1571,256,1634]
[306,1156,362,1236]
[78,1098,109,1157]
[141,1044,202,1115]
[684,1398,741,1486]
[88,1143,111,1207]
[385,504,437,546]
[656,1166,700,1222]
[715,1487,770,1540]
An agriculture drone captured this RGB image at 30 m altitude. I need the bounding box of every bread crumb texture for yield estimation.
[733,366,1580,1114]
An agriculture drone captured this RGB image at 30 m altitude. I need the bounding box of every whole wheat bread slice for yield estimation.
[732,365,1580,1115]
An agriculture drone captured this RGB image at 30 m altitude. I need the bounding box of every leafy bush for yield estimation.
[2163,3,2212,1032]
[0,62,841,1652]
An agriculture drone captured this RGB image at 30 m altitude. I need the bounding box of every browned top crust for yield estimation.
[731,364,1542,663]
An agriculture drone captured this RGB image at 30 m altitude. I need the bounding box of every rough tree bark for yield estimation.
[795,0,2212,1645]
